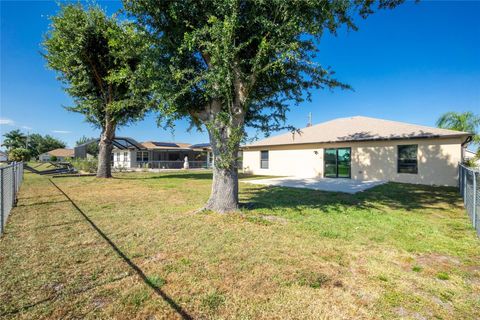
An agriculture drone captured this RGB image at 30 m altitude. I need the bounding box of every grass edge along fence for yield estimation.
[0,162,24,236]
[459,163,480,236]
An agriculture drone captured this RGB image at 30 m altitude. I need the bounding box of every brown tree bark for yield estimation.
[198,63,247,213]
[204,127,240,213]
[96,120,115,178]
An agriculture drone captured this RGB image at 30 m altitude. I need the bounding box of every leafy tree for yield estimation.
[125,0,403,212]
[2,130,27,151]
[437,111,480,147]
[41,135,67,154]
[76,136,100,157]
[43,4,151,178]
[8,148,31,162]
[28,134,66,158]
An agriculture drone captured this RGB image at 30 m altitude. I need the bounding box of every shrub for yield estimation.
[50,155,58,162]
[70,159,97,173]
[8,148,31,162]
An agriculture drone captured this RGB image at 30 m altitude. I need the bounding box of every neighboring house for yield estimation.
[242,116,472,187]
[111,138,212,169]
[0,150,7,162]
[39,148,74,162]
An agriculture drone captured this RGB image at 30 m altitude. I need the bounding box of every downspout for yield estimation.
[461,135,473,163]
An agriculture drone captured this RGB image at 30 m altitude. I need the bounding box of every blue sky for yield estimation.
[1,1,479,148]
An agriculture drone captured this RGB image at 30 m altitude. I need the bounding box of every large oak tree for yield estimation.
[125,0,403,212]
[43,4,151,178]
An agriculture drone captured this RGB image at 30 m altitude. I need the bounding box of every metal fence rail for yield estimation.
[0,162,24,235]
[459,164,479,236]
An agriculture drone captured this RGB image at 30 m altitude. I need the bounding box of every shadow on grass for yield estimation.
[17,199,70,207]
[113,172,274,181]
[243,182,461,213]
[113,172,213,180]
[48,179,193,320]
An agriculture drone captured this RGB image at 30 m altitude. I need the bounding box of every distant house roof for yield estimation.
[141,141,193,150]
[0,150,7,156]
[47,148,74,158]
[244,116,472,148]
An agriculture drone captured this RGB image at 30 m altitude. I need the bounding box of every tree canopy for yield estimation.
[437,111,480,146]
[125,0,402,134]
[43,3,153,177]
[28,134,66,158]
[43,3,151,128]
[2,130,27,151]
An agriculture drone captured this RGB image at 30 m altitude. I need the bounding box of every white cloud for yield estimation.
[52,130,72,134]
[0,118,15,126]
[22,126,33,130]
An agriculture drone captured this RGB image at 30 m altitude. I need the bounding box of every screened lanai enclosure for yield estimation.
[74,138,213,170]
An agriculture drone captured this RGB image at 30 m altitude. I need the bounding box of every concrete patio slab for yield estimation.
[242,177,386,194]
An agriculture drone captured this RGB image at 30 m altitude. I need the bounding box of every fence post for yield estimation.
[464,167,467,205]
[459,165,463,196]
[12,163,16,207]
[473,171,477,229]
[0,168,4,235]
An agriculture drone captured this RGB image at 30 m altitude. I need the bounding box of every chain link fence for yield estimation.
[1,162,24,235]
[459,164,479,236]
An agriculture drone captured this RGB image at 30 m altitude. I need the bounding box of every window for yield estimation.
[115,152,120,161]
[136,151,148,162]
[124,152,128,161]
[398,145,418,174]
[260,150,269,169]
[324,147,351,178]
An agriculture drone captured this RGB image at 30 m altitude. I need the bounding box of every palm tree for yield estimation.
[2,129,27,151]
[437,112,480,145]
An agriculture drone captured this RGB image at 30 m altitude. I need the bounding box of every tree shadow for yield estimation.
[242,182,460,213]
[113,172,213,180]
[17,199,70,207]
[48,179,193,320]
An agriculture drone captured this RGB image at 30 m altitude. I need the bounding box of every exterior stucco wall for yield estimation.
[242,138,463,186]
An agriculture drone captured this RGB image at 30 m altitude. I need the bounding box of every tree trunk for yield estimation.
[205,105,243,213]
[205,165,239,213]
[96,121,115,178]
[199,65,247,213]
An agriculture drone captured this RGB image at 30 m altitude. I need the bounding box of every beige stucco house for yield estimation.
[242,116,472,187]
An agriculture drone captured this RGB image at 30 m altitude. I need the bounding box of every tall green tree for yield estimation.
[2,130,27,151]
[28,134,66,158]
[43,4,151,178]
[437,111,480,146]
[125,0,404,212]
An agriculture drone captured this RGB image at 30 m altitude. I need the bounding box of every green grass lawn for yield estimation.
[0,171,479,319]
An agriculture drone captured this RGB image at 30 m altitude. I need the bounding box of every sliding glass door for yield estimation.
[324,149,338,178]
[324,148,351,178]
